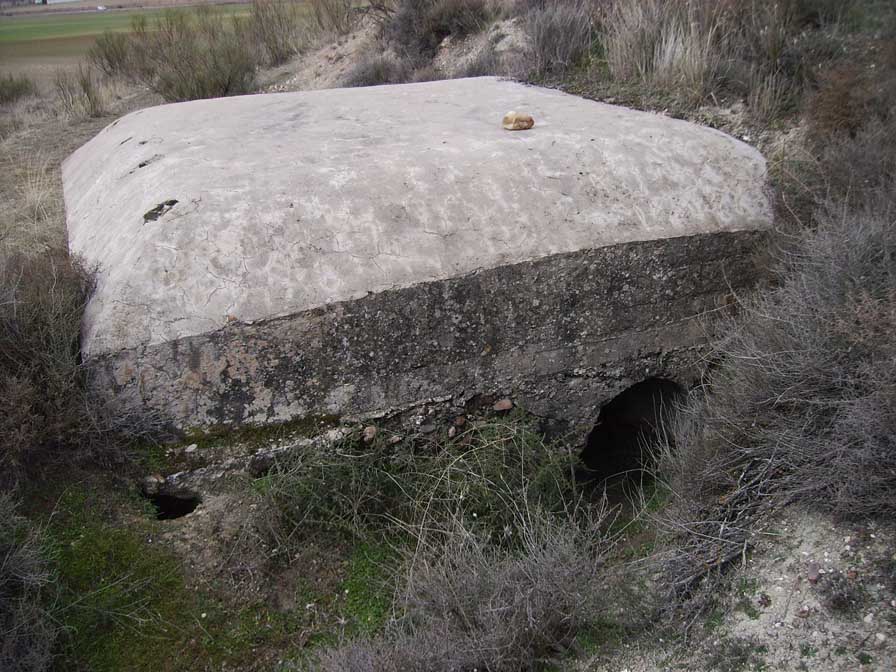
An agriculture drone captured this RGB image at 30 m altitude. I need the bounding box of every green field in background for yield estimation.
[0,4,252,45]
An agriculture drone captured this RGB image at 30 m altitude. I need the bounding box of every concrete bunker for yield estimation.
[61,77,773,438]
[580,378,685,484]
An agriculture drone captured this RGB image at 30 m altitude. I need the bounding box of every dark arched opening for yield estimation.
[148,493,201,520]
[580,378,684,485]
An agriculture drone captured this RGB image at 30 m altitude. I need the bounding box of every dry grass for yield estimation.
[595,0,856,113]
[17,157,53,226]
[268,420,620,668]
[602,0,731,107]
[1,154,63,255]
[309,0,355,35]
[53,66,109,119]
[524,0,594,79]
[252,0,309,65]
[0,494,57,672]
[316,506,613,671]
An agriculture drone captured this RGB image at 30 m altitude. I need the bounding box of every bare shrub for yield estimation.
[363,0,398,25]
[316,505,612,671]
[817,570,865,614]
[88,32,131,79]
[807,64,873,138]
[458,47,501,77]
[0,251,162,491]
[386,0,493,62]
[656,193,896,606]
[343,53,413,87]
[0,252,93,486]
[309,0,355,35]
[411,63,447,82]
[0,74,38,106]
[251,0,306,65]
[523,0,593,79]
[0,494,58,672]
[128,8,257,102]
[777,116,896,224]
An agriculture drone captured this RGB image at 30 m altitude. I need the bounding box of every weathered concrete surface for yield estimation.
[62,77,772,434]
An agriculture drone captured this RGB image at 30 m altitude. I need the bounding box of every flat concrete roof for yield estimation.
[63,77,770,357]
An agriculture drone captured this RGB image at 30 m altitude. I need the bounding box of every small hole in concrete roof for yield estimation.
[143,199,178,222]
[147,493,200,520]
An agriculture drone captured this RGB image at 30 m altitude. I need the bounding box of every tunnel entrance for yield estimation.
[580,378,684,486]
[148,493,201,520]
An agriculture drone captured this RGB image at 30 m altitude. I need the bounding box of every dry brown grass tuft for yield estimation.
[524,0,594,79]
[53,66,109,120]
[18,157,54,225]
[807,64,873,138]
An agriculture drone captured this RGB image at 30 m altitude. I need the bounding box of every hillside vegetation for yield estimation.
[1,1,894,670]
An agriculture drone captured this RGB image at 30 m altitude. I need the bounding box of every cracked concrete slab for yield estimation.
[62,77,772,433]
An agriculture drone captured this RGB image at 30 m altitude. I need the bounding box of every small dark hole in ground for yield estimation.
[580,377,684,487]
[149,494,201,520]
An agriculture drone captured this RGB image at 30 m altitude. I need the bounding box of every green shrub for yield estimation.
[0,73,37,106]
